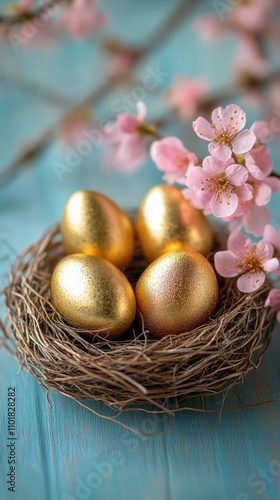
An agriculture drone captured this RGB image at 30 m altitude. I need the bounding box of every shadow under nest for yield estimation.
[1,219,276,415]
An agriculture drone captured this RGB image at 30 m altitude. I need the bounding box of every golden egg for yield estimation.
[50,254,136,338]
[135,250,219,339]
[136,184,213,262]
[61,190,135,269]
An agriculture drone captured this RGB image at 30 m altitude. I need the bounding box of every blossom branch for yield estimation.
[0,0,68,25]
[0,0,201,186]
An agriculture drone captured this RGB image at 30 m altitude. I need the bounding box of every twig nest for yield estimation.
[2,215,275,412]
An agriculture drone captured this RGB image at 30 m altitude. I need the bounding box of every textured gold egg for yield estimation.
[50,254,136,338]
[61,190,135,269]
[135,250,219,339]
[136,184,213,262]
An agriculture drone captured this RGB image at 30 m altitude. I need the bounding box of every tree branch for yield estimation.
[0,0,202,186]
[0,0,67,25]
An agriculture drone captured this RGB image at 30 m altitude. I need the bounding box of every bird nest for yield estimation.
[1,215,276,415]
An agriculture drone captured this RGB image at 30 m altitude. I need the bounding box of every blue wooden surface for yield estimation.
[1,1,280,499]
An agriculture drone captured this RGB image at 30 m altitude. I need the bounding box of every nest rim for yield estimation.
[2,216,276,414]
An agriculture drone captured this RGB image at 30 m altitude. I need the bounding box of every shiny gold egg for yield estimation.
[61,190,135,269]
[135,250,219,339]
[136,184,213,262]
[50,254,136,338]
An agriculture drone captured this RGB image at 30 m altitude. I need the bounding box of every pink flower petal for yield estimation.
[61,0,107,38]
[210,192,238,217]
[194,188,213,207]
[255,240,274,260]
[224,105,247,135]
[237,272,265,293]
[211,106,224,128]
[214,251,238,278]
[136,101,147,122]
[237,184,253,202]
[163,171,185,185]
[264,176,280,192]
[254,182,271,206]
[225,164,249,186]
[262,258,280,273]
[243,204,270,237]
[117,134,145,168]
[244,156,266,180]
[263,224,280,250]
[167,76,207,119]
[102,121,122,143]
[208,142,232,161]
[193,117,215,141]
[182,188,206,209]
[185,166,203,186]
[246,149,273,177]
[250,121,270,141]
[231,129,256,154]
[202,155,225,175]
[150,136,197,174]
[265,288,280,308]
[195,14,226,41]
[227,230,248,254]
[117,114,138,133]
[265,289,280,319]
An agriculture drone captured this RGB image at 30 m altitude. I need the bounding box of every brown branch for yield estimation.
[2,70,280,187]
[0,76,72,107]
[0,0,201,186]
[0,0,68,25]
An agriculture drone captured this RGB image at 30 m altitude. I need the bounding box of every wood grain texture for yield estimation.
[1,0,280,499]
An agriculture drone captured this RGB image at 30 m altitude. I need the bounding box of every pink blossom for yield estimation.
[60,112,93,145]
[265,288,280,322]
[221,119,279,236]
[223,165,280,237]
[238,203,271,238]
[263,224,280,252]
[194,15,225,41]
[263,224,280,273]
[244,159,273,204]
[214,231,279,293]
[185,156,252,218]
[266,81,280,139]
[0,24,9,40]
[7,0,33,13]
[108,53,136,77]
[167,76,207,119]
[61,0,106,39]
[241,155,280,235]
[269,80,280,111]
[233,35,270,80]
[102,101,148,172]
[229,0,275,31]
[193,104,256,161]
[18,0,33,10]
[150,137,198,185]
[244,121,273,177]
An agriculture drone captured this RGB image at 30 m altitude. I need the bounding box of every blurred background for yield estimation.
[0,0,280,255]
[1,3,280,500]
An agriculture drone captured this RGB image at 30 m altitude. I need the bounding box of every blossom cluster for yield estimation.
[102,101,280,320]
